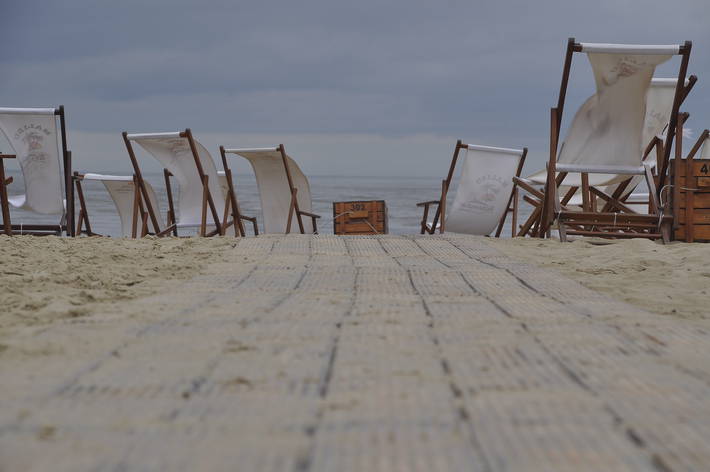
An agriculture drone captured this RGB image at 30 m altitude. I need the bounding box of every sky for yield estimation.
[1,0,708,177]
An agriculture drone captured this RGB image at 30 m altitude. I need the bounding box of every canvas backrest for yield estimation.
[0,107,64,214]
[127,132,224,227]
[226,147,314,234]
[446,145,524,235]
[555,45,676,186]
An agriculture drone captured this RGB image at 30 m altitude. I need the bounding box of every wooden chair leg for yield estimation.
[286,188,298,234]
[141,212,149,237]
[131,180,141,238]
[221,193,231,236]
[76,209,85,236]
[439,179,447,234]
[0,158,12,235]
[200,175,209,237]
[420,204,430,235]
[74,176,94,236]
[512,187,518,238]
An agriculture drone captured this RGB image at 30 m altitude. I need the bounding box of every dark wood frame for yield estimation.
[277,144,320,234]
[416,140,527,236]
[123,128,224,238]
[73,172,158,238]
[218,146,258,237]
[537,38,692,242]
[0,106,74,236]
[514,76,696,238]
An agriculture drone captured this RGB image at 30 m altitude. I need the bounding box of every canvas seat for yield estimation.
[416,141,527,236]
[220,145,320,234]
[0,106,74,235]
[535,39,693,242]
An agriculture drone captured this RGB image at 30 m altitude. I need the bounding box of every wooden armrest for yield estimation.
[416,200,440,207]
[299,211,321,219]
[0,154,16,159]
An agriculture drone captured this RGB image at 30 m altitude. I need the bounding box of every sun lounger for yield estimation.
[416,141,527,236]
[0,106,74,235]
[220,145,320,234]
[537,39,693,241]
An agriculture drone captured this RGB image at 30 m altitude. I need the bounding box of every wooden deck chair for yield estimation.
[217,168,258,236]
[416,141,527,236]
[0,106,74,236]
[123,129,229,237]
[515,75,696,237]
[221,144,320,234]
[539,39,692,242]
[73,172,164,237]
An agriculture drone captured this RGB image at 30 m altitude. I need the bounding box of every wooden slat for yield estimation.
[675,225,710,241]
[670,159,710,177]
[678,192,710,208]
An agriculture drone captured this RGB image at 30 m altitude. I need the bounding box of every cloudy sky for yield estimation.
[1,0,708,176]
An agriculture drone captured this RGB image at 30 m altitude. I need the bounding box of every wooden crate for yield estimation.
[333,200,388,235]
[671,158,710,242]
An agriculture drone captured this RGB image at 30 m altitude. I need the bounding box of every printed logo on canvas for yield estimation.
[460,174,504,214]
[14,123,53,172]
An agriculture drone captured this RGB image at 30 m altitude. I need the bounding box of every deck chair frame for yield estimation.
[123,128,222,237]
[0,106,74,236]
[539,38,692,242]
[514,76,696,238]
[417,140,527,236]
[73,172,158,238]
[217,147,258,237]
[222,144,321,234]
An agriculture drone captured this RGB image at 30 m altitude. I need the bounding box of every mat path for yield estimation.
[2,235,710,471]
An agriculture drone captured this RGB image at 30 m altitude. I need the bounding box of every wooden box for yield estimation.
[333,200,388,235]
[671,158,710,242]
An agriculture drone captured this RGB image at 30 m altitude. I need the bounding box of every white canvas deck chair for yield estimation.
[538,39,692,242]
[73,172,164,237]
[221,144,320,234]
[123,129,247,237]
[416,141,527,236]
[0,106,74,236]
[515,74,696,237]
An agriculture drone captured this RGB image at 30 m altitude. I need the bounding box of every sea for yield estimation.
[3,170,531,237]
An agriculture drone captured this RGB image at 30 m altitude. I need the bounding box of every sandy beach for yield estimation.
[2,234,710,470]
[487,237,710,320]
[2,235,707,341]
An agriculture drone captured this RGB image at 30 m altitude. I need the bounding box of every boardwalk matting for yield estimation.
[2,235,710,471]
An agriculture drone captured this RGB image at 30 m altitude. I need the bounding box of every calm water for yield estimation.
[4,170,530,237]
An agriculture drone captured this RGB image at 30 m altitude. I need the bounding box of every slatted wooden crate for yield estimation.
[671,158,710,242]
[333,200,388,235]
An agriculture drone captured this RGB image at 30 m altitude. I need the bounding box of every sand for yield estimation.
[0,235,244,341]
[1,234,708,346]
[486,236,710,320]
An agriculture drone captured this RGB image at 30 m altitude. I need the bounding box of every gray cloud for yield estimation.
[0,0,708,176]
